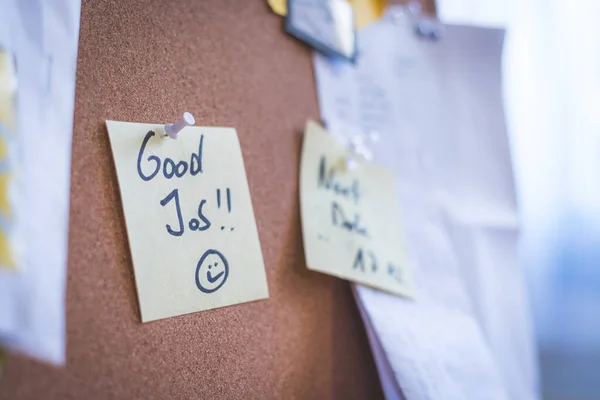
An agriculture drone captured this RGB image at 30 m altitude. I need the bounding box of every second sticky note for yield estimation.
[300,120,414,297]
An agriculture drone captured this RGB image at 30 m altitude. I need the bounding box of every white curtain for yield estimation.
[440,0,600,398]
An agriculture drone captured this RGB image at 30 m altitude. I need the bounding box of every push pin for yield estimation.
[164,112,195,139]
[346,130,379,170]
[390,2,442,40]
[408,1,443,40]
[415,17,443,40]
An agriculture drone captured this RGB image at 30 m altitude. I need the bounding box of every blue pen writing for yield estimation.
[137,130,203,181]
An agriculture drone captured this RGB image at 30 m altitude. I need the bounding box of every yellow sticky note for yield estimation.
[0,173,12,217]
[268,0,287,16]
[300,120,414,297]
[351,0,386,28]
[269,0,386,29]
[106,121,269,322]
[0,229,14,268]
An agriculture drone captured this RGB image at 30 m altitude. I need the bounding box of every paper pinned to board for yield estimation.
[269,0,387,29]
[0,0,81,365]
[285,0,357,61]
[300,120,414,297]
[313,6,538,400]
[106,121,269,322]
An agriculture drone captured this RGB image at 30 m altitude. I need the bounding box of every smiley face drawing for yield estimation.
[195,249,229,293]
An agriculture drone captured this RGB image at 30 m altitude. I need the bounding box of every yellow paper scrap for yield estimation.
[0,174,11,216]
[351,0,386,28]
[106,121,269,322]
[268,0,287,16]
[0,50,18,270]
[300,120,414,297]
[268,0,386,29]
[0,229,14,268]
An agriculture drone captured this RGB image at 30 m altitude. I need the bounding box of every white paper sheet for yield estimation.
[0,0,81,364]
[314,7,539,399]
[437,0,512,28]
[352,285,404,400]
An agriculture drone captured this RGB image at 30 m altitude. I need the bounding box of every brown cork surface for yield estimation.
[0,0,434,398]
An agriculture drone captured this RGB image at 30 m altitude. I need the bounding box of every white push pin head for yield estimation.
[346,155,359,170]
[164,112,195,139]
[346,134,366,170]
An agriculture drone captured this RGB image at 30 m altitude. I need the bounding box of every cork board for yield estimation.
[0,0,434,398]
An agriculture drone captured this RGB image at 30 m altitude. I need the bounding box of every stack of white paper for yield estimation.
[314,7,539,399]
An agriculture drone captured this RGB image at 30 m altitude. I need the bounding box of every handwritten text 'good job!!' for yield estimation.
[107,120,269,322]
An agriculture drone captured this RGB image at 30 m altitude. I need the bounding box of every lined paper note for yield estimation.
[106,121,269,322]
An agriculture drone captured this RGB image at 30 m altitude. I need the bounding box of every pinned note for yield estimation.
[300,120,414,297]
[106,121,269,322]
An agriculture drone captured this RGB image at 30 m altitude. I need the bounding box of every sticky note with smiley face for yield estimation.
[106,121,269,322]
